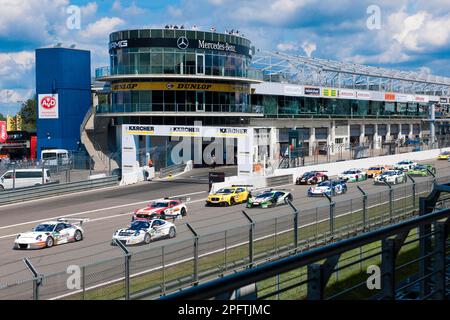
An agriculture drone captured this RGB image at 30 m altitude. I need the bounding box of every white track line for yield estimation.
[0,191,207,232]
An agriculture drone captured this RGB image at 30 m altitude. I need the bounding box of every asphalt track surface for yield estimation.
[0,160,449,293]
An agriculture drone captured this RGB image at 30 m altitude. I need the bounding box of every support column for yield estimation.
[359,124,365,145]
[373,124,380,149]
[329,122,335,155]
[408,123,414,140]
[386,124,392,142]
[309,127,316,156]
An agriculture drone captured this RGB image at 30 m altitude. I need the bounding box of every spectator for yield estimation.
[148,158,153,168]
[192,25,198,30]
[180,25,185,29]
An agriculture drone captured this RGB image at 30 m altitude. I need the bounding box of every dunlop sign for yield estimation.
[112,82,250,93]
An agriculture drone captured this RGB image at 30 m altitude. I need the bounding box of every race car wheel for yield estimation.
[229,198,235,206]
[181,208,187,217]
[169,227,176,239]
[144,233,151,244]
[46,237,54,248]
[324,175,329,181]
[74,230,83,242]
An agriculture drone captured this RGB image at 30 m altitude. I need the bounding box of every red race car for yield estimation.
[132,198,188,222]
[296,171,329,185]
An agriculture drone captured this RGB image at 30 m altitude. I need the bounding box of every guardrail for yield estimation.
[159,163,187,178]
[266,174,293,187]
[162,182,450,300]
[0,176,119,205]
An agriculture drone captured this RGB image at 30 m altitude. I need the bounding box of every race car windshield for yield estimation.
[414,165,426,169]
[256,192,274,199]
[398,161,410,164]
[129,221,150,230]
[318,181,332,187]
[216,189,234,194]
[382,171,396,176]
[34,224,55,232]
[303,172,315,177]
[150,202,168,208]
[369,167,381,170]
[343,171,357,174]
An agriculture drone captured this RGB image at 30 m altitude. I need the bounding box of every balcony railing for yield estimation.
[96,103,263,114]
[95,66,263,81]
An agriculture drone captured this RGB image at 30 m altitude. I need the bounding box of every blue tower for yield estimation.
[35,47,91,158]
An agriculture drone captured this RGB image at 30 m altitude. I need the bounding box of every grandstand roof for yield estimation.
[251,50,450,96]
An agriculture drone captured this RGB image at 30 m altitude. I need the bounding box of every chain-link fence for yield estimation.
[0,174,449,300]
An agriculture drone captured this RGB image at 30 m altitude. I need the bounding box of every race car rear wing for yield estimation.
[231,185,254,189]
[57,218,90,226]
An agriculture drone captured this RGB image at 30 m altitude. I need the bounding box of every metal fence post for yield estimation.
[13,163,16,190]
[407,175,416,209]
[324,194,335,237]
[186,223,200,285]
[357,186,368,230]
[427,168,437,186]
[286,198,299,251]
[418,197,433,299]
[242,211,255,268]
[81,266,86,300]
[381,239,397,300]
[384,181,393,222]
[23,258,42,300]
[162,246,166,296]
[113,239,131,300]
[433,222,447,299]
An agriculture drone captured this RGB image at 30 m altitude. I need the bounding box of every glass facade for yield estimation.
[251,94,429,118]
[110,48,251,78]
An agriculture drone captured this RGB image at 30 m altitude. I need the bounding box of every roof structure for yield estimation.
[251,50,450,96]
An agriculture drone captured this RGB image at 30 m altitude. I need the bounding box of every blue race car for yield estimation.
[308,179,348,197]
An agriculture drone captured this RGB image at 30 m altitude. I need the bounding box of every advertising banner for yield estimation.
[384,93,396,101]
[440,97,448,104]
[284,85,303,96]
[395,94,409,103]
[339,89,356,99]
[304,87,321,96]
[38,94,59,119]
[112,82,251,93]
[322,88,338,97]
[356,91,371,100]
[0,121,7,143]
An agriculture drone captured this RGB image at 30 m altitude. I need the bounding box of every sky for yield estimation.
[1,0,450,114]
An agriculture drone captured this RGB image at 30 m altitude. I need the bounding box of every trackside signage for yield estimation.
[38,94,59,119]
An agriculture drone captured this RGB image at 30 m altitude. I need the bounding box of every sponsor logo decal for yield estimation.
[304,87,320,96]
[177,37,189,50]
[109,40,128,50]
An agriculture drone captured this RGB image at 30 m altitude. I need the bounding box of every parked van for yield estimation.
[41,149,70,167]
[0,169,52,190]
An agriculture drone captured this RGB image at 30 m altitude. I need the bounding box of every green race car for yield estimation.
[246,189,293,208]
[407,164,436,177]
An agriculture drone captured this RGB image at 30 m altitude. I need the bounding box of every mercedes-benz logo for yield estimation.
[177,36,189,50]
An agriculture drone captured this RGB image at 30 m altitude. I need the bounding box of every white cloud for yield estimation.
[167,5,183,18]
[111,0,146,15]
[0,89,33,104]
[0,51,35,82]
[81,17,126,41]
[276,42,297,51]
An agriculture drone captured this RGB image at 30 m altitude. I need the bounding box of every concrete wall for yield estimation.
[210,147,450,193]
[274,147,450,181]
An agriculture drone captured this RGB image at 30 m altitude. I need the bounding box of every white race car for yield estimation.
[394,160,417,172]
[374,170,407,185]
[112,219,176,246]
[337,168,368,182]
[14,218,86,250]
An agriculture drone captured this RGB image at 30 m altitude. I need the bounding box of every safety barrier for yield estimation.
[0,176,119,205]
[159,163,187,178]
[266,174,294,188]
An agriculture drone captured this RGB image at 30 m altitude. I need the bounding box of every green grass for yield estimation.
[63,191,426,300]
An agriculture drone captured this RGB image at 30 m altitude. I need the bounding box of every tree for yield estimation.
[0,113,5,121]
[18,97,37,131]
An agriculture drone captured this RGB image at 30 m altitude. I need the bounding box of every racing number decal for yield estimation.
[335,184,342,194]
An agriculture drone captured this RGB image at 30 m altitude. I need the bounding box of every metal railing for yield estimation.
[96,103,262,114]
[159,163,187,178]
[1,174,448,300]
[0,176,119,205]
[162,182,450,300]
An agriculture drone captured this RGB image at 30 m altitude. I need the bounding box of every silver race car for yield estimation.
[112,219,176,246]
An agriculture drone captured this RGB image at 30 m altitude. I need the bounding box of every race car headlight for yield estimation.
[35,235,42,241]
[134,231,140,236]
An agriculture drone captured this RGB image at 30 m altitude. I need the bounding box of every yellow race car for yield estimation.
[206,186,251,206]
[437,151,450,160]
[367,165,388,178]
